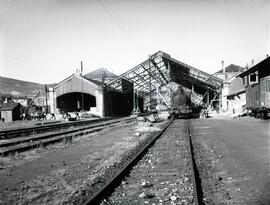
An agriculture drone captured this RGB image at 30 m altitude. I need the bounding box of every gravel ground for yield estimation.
[0,120,168,205]
[190,117,270,205]
[104,119,194,205]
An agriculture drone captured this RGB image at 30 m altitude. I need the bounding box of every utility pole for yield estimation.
[81,61,84,111]
[149,55,151,110]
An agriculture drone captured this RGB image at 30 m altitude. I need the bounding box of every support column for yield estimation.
[206,90,210,107]
[222,82,229,111]
[48,87,56,114]
[96,86,104,117]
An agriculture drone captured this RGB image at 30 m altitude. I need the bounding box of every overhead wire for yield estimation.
[96,0,144,55]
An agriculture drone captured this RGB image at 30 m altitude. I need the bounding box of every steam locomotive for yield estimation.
[170,86,202,118]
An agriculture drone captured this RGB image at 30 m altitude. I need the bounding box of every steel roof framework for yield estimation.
[105,51,223,97]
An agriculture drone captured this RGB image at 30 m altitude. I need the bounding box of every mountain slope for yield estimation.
[0,76,47,97]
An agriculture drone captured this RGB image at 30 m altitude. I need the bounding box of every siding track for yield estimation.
[83,119,202,205]
[0,117,136,156]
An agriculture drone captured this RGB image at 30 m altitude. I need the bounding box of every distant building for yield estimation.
[0,102,23,122]
[47,73,104,115]
[213,64,245,111]
[213,64,245,81]
[222,73,246,112]
[84,68,118,84]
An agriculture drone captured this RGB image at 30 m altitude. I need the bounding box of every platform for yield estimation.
[190,117,270,204]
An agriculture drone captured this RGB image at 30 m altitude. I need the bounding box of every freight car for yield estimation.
[238,56,270,119]
[245,76,270,118]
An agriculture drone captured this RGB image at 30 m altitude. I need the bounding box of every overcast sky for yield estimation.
[0,0,270,84]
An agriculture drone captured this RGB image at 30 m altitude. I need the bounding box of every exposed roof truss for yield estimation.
[105,51,223,96]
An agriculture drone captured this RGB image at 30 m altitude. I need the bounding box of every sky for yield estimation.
[0,0,270,84]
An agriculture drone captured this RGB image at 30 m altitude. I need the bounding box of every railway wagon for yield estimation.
[238,55,270,118]
[245,72,270,118]
[260,76,270,108]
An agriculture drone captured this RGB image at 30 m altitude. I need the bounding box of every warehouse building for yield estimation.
[48,71,111,117]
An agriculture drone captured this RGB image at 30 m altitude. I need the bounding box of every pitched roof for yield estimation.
[84,68,118,79]
[215,64,244,73]
[0,102,21,111]
[54,73,101,89]
[238,56,270,78]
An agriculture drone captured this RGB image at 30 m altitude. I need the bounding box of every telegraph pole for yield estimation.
[149,55,152,110]
[81,61,84,111]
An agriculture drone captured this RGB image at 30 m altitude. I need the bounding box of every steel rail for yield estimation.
[186,120,200,205]
[83,117,174,205]
[0,117,136,156]
[0,117,115,140]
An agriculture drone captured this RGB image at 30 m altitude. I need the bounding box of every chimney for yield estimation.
[222,60,227,80]
[251,59,254,65]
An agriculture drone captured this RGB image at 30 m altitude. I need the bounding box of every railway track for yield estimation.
[82,119,202,205]
[0,117,137,156]
[0,117,115,140]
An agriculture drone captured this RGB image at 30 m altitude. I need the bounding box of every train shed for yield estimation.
[105,51,223,114]
[48,73,105,116]
[48,51,223,117]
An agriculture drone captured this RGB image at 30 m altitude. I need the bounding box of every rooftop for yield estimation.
[215,64,245,74]
[238,56,270,78]
[0,102,21,111]
[106,51,223,97]
[84,68,118,80]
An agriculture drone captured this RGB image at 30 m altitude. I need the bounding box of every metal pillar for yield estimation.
[207,90,210,107]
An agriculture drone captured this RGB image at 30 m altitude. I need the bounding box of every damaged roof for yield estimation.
[105,51,223,96]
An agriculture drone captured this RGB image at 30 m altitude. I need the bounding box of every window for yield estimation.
[250,74,257,82]
[249,72,258,84]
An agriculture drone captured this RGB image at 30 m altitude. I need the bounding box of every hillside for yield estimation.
[0,76,48,97]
